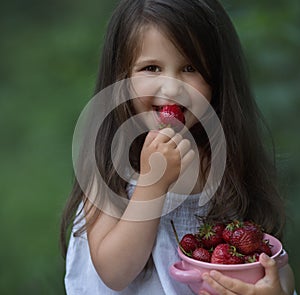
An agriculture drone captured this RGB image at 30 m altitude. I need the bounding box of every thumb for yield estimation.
[259,253,279,282]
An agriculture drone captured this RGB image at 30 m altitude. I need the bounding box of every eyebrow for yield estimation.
[133,58,162,68]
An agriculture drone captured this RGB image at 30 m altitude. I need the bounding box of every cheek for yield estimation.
[131,97,158,130]
[187,82,212,120]
[185,75,212,103]
[130,76,159,99]
[132,97,153,113]
[192,83,211,103]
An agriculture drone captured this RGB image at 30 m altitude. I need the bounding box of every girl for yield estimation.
[60,0,296,294]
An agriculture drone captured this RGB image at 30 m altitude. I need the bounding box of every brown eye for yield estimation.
[183,65,196,72]
[143,65,160,72]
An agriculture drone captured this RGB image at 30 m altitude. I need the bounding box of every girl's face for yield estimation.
[130,26,212,132]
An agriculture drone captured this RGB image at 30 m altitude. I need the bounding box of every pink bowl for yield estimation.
[169,234,288,295]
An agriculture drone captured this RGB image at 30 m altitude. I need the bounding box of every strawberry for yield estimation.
[159,105,185,128]
[229,221,263,255]
[244,253,260,263]
[192,247,211,262]
[222,220,242,243]
[257,239,273,257]
[211,244,244,264]
[180,234,199,254]
[198,222,225,249]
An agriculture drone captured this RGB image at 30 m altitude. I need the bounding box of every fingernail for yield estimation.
[261,253,268,260]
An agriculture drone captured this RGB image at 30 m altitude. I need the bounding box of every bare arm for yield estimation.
[87,184,166,291]
[87,129,195,291]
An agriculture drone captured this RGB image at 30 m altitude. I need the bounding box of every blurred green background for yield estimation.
[0,0,299,294]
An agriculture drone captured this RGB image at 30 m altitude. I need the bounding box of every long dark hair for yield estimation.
[60,0,285,257]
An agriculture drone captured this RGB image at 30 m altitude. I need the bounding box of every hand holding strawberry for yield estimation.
[139,128,194,189]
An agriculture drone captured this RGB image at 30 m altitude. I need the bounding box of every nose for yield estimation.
[160,76,183,99]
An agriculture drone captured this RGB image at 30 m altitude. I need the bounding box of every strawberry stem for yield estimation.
[170,220,180,244]
[170,220,192,257]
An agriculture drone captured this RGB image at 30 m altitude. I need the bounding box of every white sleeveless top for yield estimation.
[64,183,298,295]
[65,181,211,295]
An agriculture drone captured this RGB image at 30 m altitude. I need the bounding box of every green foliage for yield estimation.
[0,0,299,293]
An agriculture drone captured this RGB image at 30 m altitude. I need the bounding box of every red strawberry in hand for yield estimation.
[211,244,244,264]
[159,105,185,128]
[198,222,225,249]
[229,221,263,255]
[192,247,211,262]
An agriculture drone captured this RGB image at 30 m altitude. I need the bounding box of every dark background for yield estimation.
[0,0,299,293]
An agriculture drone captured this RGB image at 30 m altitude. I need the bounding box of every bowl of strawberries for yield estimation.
[169,220,288,295]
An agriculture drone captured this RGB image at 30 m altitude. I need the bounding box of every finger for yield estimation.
[144,130,159,147]
[176,138,191,156]
[259,253,279,283]
[168,133,183,147]
[181,149,195,171]
[202,272,234,295]
[203,270,254,295]
[153,127,175,144]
